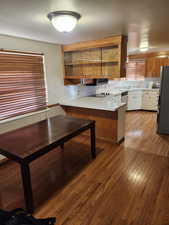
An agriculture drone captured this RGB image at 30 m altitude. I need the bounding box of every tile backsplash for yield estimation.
[96,78,160,93]
[61,85,96,100]
[61,78,160,100]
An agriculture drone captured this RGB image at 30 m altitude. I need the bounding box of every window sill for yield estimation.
[0,108,50,124]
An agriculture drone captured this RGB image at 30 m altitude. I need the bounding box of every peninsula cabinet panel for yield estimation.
[62,105,118,143]
[63,35,127,83]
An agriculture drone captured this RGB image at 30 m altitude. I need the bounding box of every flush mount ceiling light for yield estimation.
[47,11,81,32]
[139,41,149,52]
[140,47,149,52]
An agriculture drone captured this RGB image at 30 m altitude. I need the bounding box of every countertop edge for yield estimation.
[60,102,126,112]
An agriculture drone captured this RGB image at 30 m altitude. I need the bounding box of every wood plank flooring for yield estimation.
[1,111,169,225]
[124,111,169,157]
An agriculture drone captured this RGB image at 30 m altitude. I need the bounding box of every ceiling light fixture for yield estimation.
[140,47,149,52]
[47,11,81,32]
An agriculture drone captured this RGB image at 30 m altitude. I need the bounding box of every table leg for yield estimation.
[20,163,34,213]
[90,124,96,159]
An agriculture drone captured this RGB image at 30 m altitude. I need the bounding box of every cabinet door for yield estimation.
[127,91,142,110]
[142,91,159,110]
[64,35,127,83]
[146,58,169,77]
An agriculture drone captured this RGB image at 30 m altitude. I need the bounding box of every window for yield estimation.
[127,59,146,79]
[0,50,47,120]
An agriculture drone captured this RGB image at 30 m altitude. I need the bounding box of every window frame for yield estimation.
[0,49,48,121]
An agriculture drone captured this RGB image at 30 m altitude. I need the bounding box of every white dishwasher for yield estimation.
[127,90,142,110]
[121,91,128,104]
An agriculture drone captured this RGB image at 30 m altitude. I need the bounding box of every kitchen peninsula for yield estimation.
[60,96,126,143]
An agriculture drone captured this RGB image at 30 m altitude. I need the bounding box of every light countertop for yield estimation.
[127,88,159,92]
[60,96,126,112]
[98,88,159,96]
[116,88,159,92]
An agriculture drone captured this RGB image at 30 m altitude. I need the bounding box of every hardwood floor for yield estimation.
[1,111,169,225]
[124,111,169,157]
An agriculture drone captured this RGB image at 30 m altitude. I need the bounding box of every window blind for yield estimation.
[0,51,47,120]
[127,59,146,79]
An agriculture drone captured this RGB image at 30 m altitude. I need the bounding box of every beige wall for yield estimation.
[0,34,65,104]
[0,35,66,161]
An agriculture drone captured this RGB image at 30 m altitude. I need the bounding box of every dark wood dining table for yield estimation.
[0,115,96,213]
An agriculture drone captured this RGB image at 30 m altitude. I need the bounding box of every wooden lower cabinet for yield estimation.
[142,91,159,110]
[127,90,159,111]
[61,105,125,143]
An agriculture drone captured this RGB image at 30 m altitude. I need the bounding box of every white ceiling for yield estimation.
[1,0,169,53]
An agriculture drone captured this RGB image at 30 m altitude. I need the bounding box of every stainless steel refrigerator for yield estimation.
[157,66,169,134]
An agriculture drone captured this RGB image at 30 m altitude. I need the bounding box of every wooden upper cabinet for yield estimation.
[146,57,169,77]
[62,35,127,82]
[63,35,126,51]
[128,51,169,78]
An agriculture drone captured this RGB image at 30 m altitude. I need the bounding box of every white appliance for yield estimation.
[121,91,128,104]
